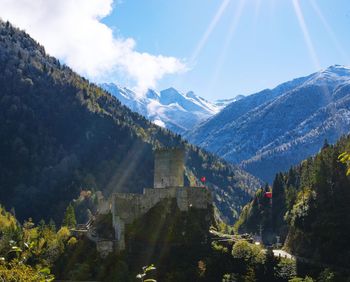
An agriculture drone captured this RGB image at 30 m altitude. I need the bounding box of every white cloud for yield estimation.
[0,0,186,93]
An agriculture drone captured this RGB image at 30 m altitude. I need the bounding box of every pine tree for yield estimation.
[271,173,286,232]
[62,204,76,228]
[264,247,278,281]
[286,168,297,187]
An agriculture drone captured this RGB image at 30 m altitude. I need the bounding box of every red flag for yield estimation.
[265,192,272,199]
[200,176,206,183]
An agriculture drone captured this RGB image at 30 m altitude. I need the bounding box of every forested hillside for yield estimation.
[0,198,315,281]
[0,20,260,224]
[235,135,350,272]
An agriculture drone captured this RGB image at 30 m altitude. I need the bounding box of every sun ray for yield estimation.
[293,0,341,135]
[105,140,148,195]
[190,0,232,64]
[309,0,350,65]
[207,0,246,94]
[269,0,276,20]
[292,0,320,69]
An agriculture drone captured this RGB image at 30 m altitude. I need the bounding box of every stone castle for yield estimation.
[97,148,212,252]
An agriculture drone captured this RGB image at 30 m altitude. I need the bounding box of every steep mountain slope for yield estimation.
[186,66,350,182]
[0,20,260,223]
[101,83,220,133]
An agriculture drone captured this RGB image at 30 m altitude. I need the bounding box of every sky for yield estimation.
[1,0,350,100]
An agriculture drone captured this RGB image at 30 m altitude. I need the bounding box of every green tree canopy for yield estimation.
[62,204,76,228]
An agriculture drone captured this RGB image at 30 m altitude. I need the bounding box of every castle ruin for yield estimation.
[97,148,212,252]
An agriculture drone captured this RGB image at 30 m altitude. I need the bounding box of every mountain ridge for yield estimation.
[100,83,238,133]
[185,65,350,182]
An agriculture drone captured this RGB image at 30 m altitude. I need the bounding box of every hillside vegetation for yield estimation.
[0,200,312,282]
[235,135,350,275]
[0,205,73,281]
[53,199,306,281]
[0,19,260,224]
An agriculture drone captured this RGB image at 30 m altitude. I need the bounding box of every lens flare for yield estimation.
[292,1,340,134]
[309,0,350,64]
[105,141,147,195]
[253,0,262,23]
[292,0,320,69]
[208,0,246,92]
[190,0,232,64]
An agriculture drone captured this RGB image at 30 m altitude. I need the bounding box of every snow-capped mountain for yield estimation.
[185,65,350,182]
[100,83,221,133]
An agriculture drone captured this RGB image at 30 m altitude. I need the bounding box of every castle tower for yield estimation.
[154,148,184,188]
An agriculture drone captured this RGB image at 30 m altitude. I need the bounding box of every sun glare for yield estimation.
[309,0,350,65]
[292,0,345,134]
[208,0,246,93]
[292,0,320,69]
[190,0,232,64]
[253,0,262,24]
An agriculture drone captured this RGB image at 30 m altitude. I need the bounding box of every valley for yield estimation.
[0,3,350,280]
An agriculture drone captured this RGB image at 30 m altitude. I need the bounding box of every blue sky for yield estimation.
[103,0,350,99]
[1,0,350,100]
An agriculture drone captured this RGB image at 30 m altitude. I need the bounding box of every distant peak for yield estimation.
[101,82,119,88]
[329,64,346,68]
[162,87,180,93]
[324,64,350,72]
[186,91,197,99]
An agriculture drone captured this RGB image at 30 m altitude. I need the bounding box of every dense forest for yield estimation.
[0,19,260,224]
[235,135,350,278]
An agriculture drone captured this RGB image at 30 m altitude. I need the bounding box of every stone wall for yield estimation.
[96,191,111,215]
[112,187,211,223]
[186,187,212,209]
[112,216,125,250]
[112,193,143,224]
[111,186,212,250]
